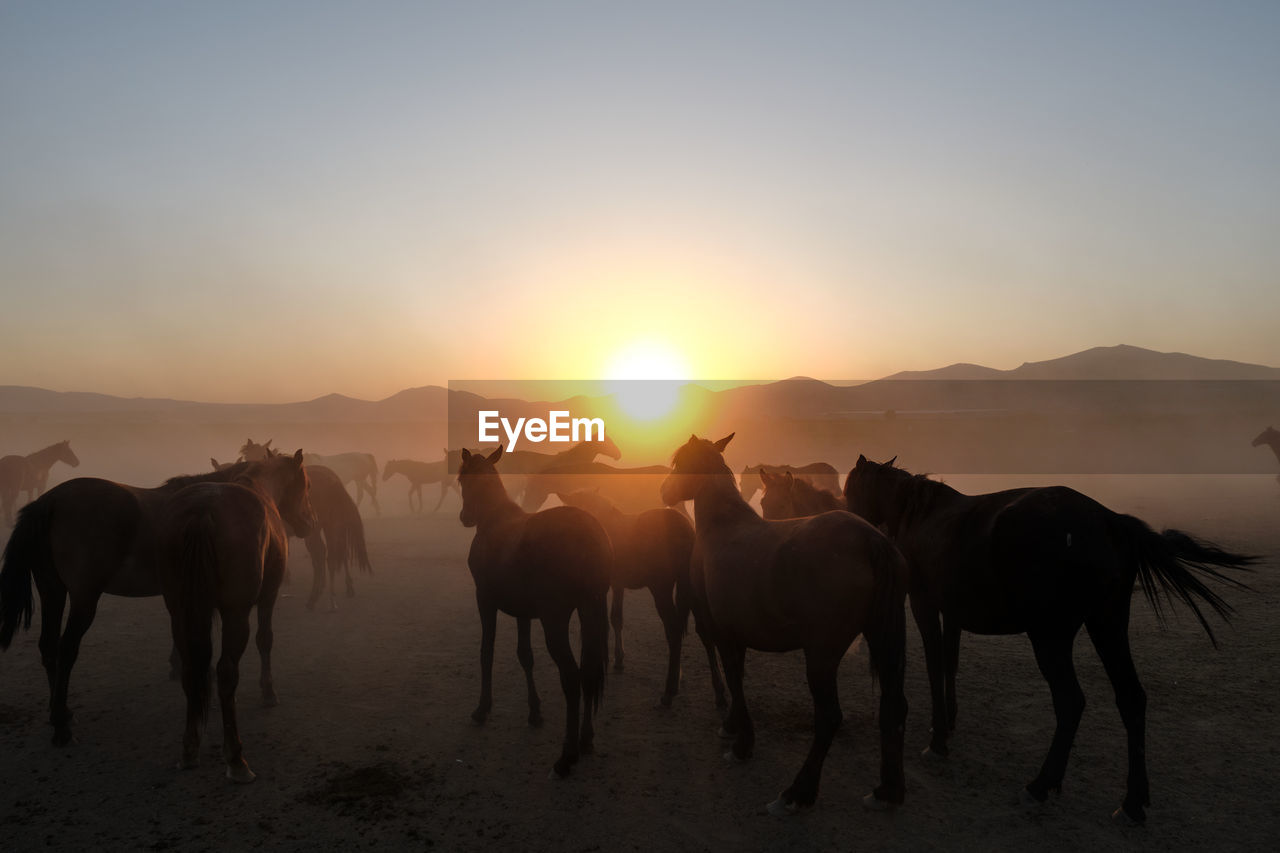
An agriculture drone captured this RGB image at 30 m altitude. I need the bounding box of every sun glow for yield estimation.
[604,341,690,421]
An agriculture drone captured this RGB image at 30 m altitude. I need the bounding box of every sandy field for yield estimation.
[2,475,1279,852]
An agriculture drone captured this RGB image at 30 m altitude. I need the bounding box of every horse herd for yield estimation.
[0,430,1271,827]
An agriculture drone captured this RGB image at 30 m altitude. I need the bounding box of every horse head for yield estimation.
[842,454,899,527]
[759,469,796,519]
[240,438,273,462]
[56,440,80,468]
[661,433,734,505]
[263,449,316,537]
[1252,426,1278,447]
[457,446,506,527]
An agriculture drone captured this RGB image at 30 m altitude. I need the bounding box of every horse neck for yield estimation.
[882,474,960,538]
[25,444,63,470]
[469,476,523,527]
[1266,436,1280,464]
[693,470,762,532]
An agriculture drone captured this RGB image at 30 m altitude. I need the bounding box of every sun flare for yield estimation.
[604,341,690,421]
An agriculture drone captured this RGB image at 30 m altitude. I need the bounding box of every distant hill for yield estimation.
[885,344,1280,381]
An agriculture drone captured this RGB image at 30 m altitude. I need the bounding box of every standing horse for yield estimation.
[759,470,845,520]
[1252,426,1280,485]
[457,446,611,778]
[163,460,315,782]
[383,457,458,513]
[19,440,81,502]
[0,452,315,749]
[521,461,674,513]
[556,489,726,708]
[843,456,1254,822]
[297,464,372,611]
[661,435,908,814]
[739,462,840,504]
[304,452,381,515]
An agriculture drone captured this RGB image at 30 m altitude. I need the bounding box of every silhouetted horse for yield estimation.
[0,455,32,527]
[163,458,315,782]
[844,456,1255,822]
[1252,426,1280,484]
[739,462,840,503]
[297,464,372,611]
[521,461,673,513]
[759,469,845,520]
[458,446,611,778]
[662,435,908,814]
[556,489,726,708]
[19,440,81,502]
[383,457,458,513]
[0,452,315,749]
[211,456,241,471]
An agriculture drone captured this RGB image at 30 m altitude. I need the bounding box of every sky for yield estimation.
[1,1,1278,403]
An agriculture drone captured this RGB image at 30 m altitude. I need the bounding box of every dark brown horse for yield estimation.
[0,452,315,750]
[1252,426,1280,484]
[661,435,908,814]
[759,469,845,520]
[739,462,839,503]
[458,446,611,778]
[556,489,725,708]
[163,458,315,782]
[297,464,372,611]
[382,457,458,513]
[843,456,1255,822]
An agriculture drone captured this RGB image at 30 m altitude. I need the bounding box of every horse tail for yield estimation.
[366,454,379,497]
[864,536,910,688]
[340,492,373,575]
[0,499,50,650]
[1111,513,1255,648]
[578,588,609,716]
[175,511,218,722]
[669,515,696,638]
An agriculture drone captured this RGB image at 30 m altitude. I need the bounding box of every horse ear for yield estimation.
[887,456,897,467]
[293,449,304,465]
[461,448,472,462]
[713,433,734,452]
[210,458,219,470]
[266,439,273,448]
[760,470,774,486]
[857,453,866,465]
[488,446,504,464]
[784,471,794,484]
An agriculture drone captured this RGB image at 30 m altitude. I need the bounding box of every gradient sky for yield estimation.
[2,1,1278,402]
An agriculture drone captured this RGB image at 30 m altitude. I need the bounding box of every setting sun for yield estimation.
[603,340,690,421]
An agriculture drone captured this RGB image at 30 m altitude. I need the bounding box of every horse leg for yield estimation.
[689,594,727,709]
[864,626,908,807]
[430,483,448,514]
[217,606,256,783]
[769,651,842,814]
[911,601,950,757]
[256,569,284,707]
[517,616,543,727]
[49,595,99,746]
[610,585,625,671]
[167,603,214,770]
[32,572,66,698]
[1086,610,1150,822]
[471,599,497,723]
[943,613,961,732]
[650,583,684,707]
[719,642,754,761]
[304,530,326,612]
[542,612,582,778]
[1023,623,1085,804]
[410,483,422,514]
[367,476,381,516]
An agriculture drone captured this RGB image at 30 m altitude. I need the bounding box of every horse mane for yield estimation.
[875,465,955,533]
[790,476,842,509]
[163,460,257,489]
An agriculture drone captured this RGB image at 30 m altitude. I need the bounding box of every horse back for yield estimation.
[39,478,153,597]
[611,507,694,589]
[162,482,278,607]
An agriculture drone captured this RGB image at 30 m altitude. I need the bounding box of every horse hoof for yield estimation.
[549,760,573,780]
[717,726,734,740]
[659,693,674,708]
[471,709,488,725]
[722,749,748,764]
[261,692,279,709]
[528,713,543,728]
[921,746,947,763]
[1112,806,1144,825]
[766,795,806,817]
[177,757,199,770]
[862,793,895,811]
[226,763,257,784]
[51,730,74,748]
[1018,787,1046,807]
[613,661,625,673]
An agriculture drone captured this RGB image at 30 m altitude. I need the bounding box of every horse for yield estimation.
[0,455,33,527]
[211,456,241,471]
[0,452,316,750]
[1252,426,1280,484]
[457,446,611,778]
[382,457,458,513]
[555,489,726,708]
[759,469,845,520]
[521,461,674,513]
[843,455,1255,822]
[162,459,315,782]
[739,462,840,504]
[19,440,81,502]
[661,435,908,814]
[296,464,373,611]
[303,452,381,515]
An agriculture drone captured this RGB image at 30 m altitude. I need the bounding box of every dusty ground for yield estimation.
[2,475,1279,851]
